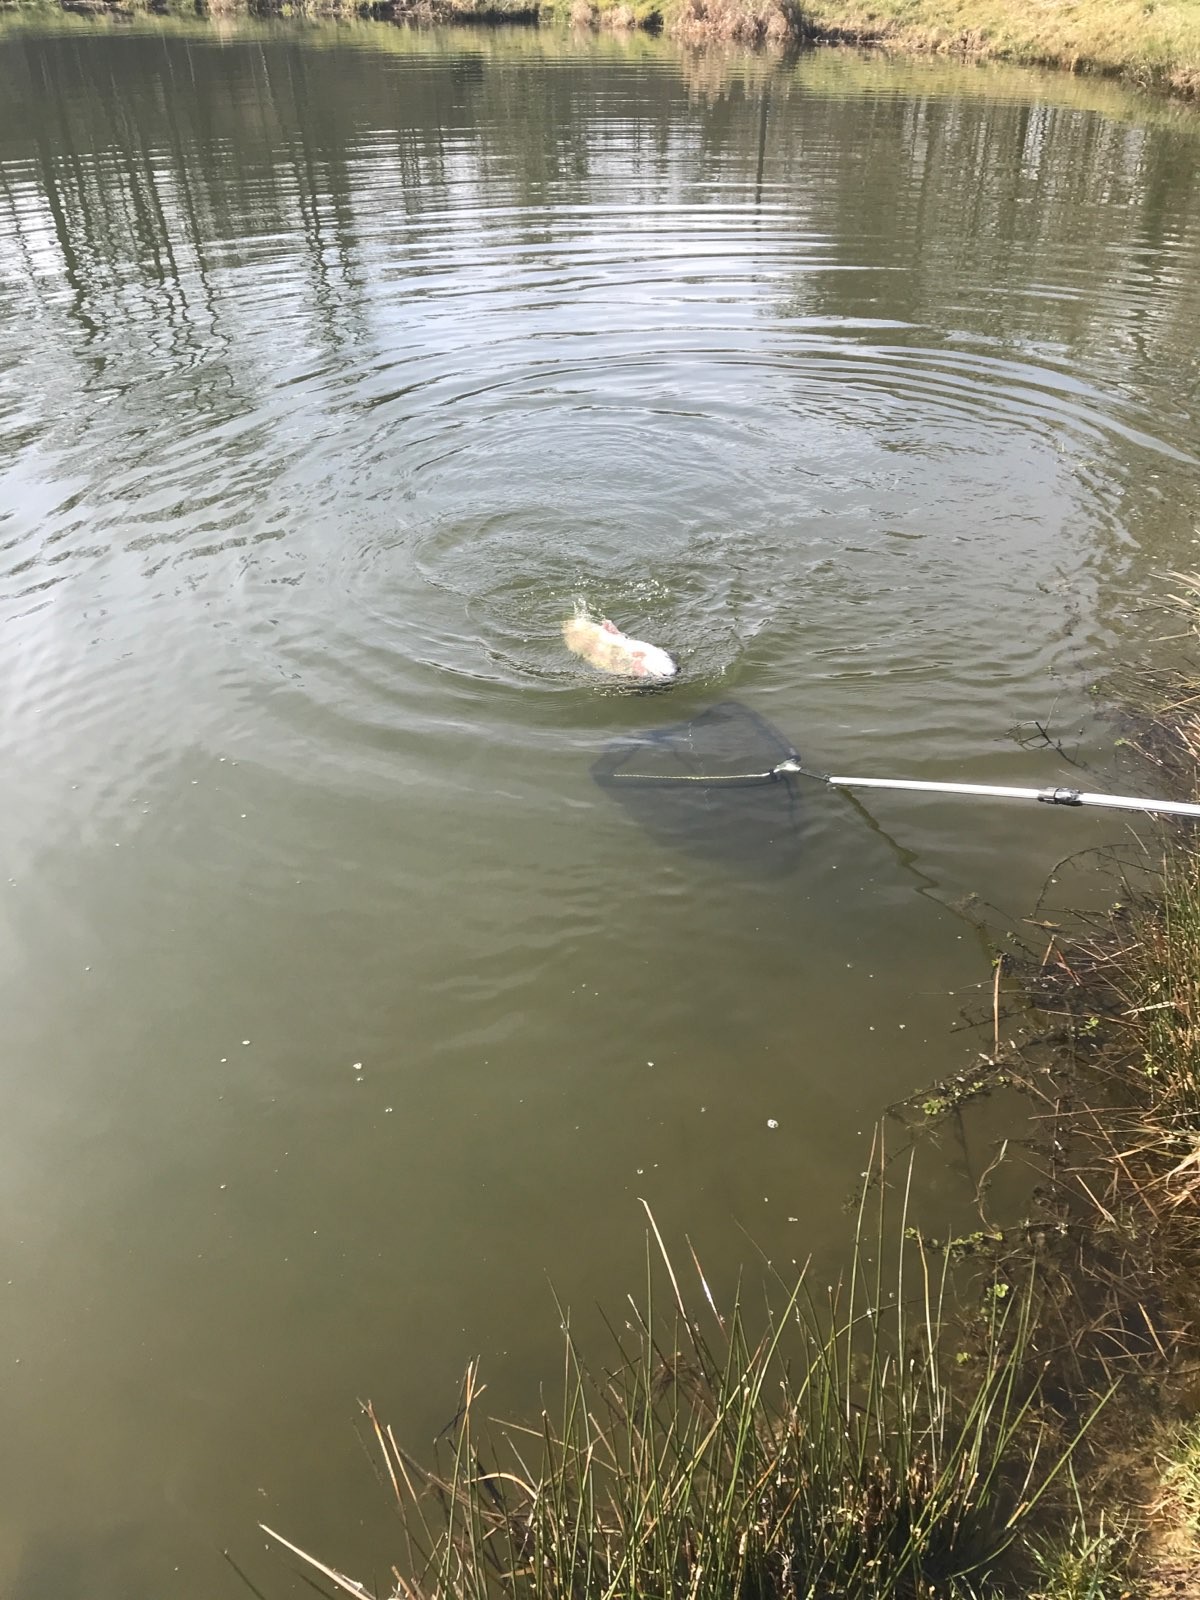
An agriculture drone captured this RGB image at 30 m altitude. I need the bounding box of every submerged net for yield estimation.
[591,700,806,875]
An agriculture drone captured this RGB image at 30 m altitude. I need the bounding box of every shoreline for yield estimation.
[794,0,1200,101]
[7,0,1200,101]
[589,0,1200,100]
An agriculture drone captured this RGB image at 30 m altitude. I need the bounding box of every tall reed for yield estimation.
[264,1168,1105,1599]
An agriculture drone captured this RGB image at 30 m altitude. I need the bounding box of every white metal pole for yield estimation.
[824,774,1200,819]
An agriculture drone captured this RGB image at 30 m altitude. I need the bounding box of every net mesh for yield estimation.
[591,701,806,874]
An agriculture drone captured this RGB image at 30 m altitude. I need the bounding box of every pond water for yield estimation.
[1,16,1199,1596]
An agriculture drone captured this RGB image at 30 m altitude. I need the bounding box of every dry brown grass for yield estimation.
[671,0,798,43]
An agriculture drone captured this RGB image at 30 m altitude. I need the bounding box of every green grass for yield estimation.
[1161,1416,1200,1529]
[263,1177,1108,1600]
[1027,1508,1131,1600]
[1153,1416,1200,1573]
[788,0,1200,97]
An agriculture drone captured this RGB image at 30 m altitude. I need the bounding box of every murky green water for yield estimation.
[1,16,1199,1595]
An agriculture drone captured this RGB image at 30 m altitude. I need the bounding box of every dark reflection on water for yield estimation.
[1,20,1199,1599]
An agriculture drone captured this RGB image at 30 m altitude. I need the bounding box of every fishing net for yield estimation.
[590,700,1200,871]
[591,700,806,874]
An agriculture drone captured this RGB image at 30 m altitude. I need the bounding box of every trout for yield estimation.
[562,608,677,681]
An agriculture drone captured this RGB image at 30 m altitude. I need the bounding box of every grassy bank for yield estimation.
[424,0,1200,101]
[560,0,1200,95]
[1008,576,1200,1595]
[792,0,1200,98]
[10,0,1200,98]
[1020,845,1200,1599]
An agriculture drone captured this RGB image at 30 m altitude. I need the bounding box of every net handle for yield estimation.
[607,756,1200,817]
[826,772,1200,818]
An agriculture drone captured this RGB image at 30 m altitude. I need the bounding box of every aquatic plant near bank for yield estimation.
[263,1183,1105,1599]
[1026,1496,1132,1600]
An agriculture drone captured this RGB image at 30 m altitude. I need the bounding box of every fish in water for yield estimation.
[562,608,677,681]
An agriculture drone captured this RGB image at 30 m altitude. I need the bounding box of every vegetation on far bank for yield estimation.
[7,0,1200,99]
[793,0,1200,99]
